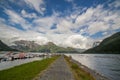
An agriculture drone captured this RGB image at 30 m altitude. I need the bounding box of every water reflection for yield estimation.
[66,54,120,80]
[0,57,42,70]
[0,52,54,71]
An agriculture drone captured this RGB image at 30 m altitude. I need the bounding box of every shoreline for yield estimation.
[71,58,110,80]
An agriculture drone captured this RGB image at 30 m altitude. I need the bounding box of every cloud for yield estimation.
[34,36,49,45]
[55,19,73,34]
[88,21,109,35]
[8,0,26,7]
[0,1,120,49]
[5,9,25,24]
[33,12,59,33]
[73,5,120,35]
[109,0,120,8]
[4,9,32,30]
[21,9,37,19]
[75,7,94,26]
[0,22,22,45]
[24,0,46,14]
[0,22,49,45]
[65,35,91,49]
[33,16,55,28]
[65,0,74,2]
[33,4,120,49]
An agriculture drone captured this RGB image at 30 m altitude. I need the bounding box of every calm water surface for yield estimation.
[66,54,120,80]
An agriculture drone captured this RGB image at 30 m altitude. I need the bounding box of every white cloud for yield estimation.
[4,9,32,30]
[34,16,55,28]
[24,0,46,14]
[0,22,49,45]
[21,9,37,19]
[5,9,25,24]
[73,5,120,35]
[34,36,49,45]
[45,33,70,46]
[75,7,94,26]
[109,0,120,8]
[0,23,22,45]
[88,21,109,35]
[33,12,59,32]
[65,35,91,49]
[55,19,73,34]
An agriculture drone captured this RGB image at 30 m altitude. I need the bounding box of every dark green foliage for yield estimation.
[84,32,120,54]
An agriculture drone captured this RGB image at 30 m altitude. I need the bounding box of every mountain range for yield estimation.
[11,40,40,51]
[84,31,120,54]
[2,31,119,53]
[35,42,79,53]
[0,40,79,53]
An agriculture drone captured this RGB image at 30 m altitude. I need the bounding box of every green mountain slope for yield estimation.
[11,41,78,53]
[0,40,16,51]
[33,42,78,53]
[84,32,120,54]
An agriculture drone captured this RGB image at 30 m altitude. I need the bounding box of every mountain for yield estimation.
[11,40,40,51]
[0,40,17,51]
[33,42,78,53]
[84,32,120,54]
[11,40,78,53]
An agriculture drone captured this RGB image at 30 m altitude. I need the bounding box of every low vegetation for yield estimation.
[64,56,95,80]
[0,56,59,80]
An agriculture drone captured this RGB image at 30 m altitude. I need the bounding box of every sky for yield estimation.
[0,0,120,49]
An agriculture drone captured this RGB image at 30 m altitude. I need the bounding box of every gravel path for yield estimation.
[35,56,75,80]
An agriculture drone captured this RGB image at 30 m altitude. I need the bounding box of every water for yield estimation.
[66,54,120,80]
[0,53,43,71]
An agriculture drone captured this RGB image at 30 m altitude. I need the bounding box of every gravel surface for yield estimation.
[35,56,75,80]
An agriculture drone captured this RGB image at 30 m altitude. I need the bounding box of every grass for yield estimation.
[0,56,59,80]
[64,56,95,80]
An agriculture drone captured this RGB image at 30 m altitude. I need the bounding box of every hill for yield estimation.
[11,40,40,51]
[31,42,78,53]
[84,32,120,54]
[11,41,78,53]
[0,40,17,51]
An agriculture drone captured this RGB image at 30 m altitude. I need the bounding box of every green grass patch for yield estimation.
[0,56,59,80]
[64,56,95,80]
